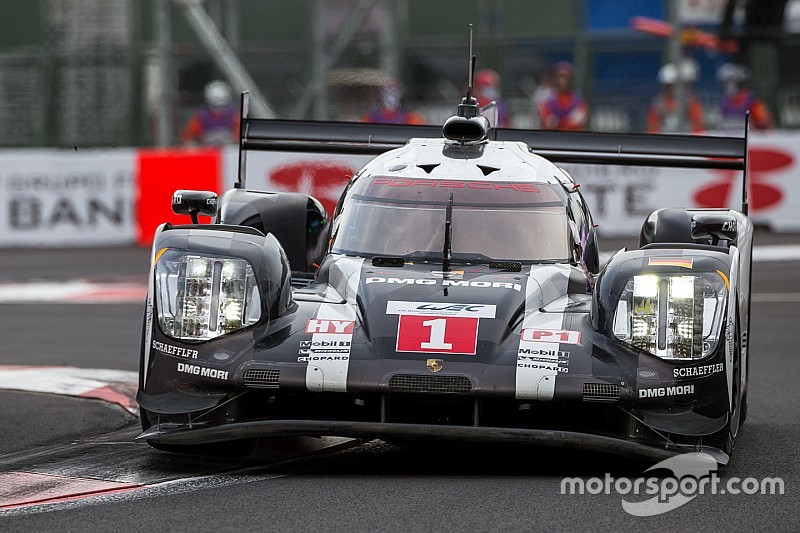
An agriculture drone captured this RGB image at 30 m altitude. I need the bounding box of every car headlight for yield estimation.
[612,273,727,360]
[155,251,262,341]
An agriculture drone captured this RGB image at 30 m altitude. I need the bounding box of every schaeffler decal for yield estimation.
[304,305,356,393]
[387,301,496,355]
[152,340,199,359]
[673,363,724,379]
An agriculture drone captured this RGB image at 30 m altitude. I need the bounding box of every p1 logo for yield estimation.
[521,329,581,345]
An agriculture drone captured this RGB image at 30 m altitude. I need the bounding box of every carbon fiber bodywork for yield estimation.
[137,112,751,463]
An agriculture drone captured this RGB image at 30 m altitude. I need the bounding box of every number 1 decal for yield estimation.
[420,319,452,350]
[396,315,480,355]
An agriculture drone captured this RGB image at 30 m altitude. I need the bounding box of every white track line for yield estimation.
[0,281,145,304]
[0,365,138,414]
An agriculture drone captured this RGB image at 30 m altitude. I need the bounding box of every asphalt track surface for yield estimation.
[0,232,798,531]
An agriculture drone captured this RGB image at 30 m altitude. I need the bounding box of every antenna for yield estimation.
[742,111,750,215]
[456,25,479,119]
[466,25,475,101]
[442,192,454,272]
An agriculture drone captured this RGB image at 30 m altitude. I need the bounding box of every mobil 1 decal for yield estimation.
[304,303,356,393]
[386,301,496,355]
[516,321,577,401]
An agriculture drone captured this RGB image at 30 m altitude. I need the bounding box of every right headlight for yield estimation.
[155,251,262,341]
[612,272,728,360]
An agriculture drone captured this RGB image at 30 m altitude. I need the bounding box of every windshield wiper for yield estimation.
[442,192,453,272]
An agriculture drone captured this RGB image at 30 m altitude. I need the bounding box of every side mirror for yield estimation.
[172,190,218,224]
[691,214,737,245]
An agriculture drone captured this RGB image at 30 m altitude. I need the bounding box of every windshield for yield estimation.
[330,176,569,262]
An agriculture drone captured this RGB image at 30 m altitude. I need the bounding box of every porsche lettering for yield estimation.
[370,177,540,192]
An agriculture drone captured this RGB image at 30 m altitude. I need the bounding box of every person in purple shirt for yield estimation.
[181,80,239,145]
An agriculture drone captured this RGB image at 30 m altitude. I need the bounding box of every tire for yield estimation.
[140,408,255,457]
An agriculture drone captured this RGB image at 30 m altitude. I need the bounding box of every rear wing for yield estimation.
[236,93,750,213]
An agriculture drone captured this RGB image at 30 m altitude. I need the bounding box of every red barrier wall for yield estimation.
[135,148,222,246]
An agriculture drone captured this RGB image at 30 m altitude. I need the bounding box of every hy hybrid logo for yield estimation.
[561,452,784,516]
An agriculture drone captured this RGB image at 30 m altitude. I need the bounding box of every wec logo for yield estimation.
[416,303,485,313]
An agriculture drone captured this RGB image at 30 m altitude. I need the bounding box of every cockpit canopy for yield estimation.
[330,176,570,262]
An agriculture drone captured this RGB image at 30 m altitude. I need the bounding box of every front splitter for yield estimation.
[136,419,729,465]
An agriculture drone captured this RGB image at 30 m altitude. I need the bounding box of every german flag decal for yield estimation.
[648,257,694,269]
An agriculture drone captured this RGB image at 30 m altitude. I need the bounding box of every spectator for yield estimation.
[538,62,588,131]
[717,63,773,132]
[361,78,425,125]
[647,62,705,134]
[180,80,239,145]
[473,69,510,128]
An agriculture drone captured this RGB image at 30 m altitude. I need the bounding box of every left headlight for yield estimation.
[155,251,262,341]
[612,273,727,360]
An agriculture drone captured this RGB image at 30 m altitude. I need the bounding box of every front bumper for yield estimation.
[135,418,729,465]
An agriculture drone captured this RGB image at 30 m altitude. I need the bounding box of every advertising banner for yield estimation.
[0,149,136,247]
[225,131,800,236]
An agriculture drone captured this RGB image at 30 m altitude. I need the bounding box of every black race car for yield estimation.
[137,93,751,464]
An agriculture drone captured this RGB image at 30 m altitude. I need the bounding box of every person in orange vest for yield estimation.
[717,63,773,132]
[362,78,425,125]
[473,68,510,128]
[180,80,239,145]
[538,62,589,131]
[647,63,705,134]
